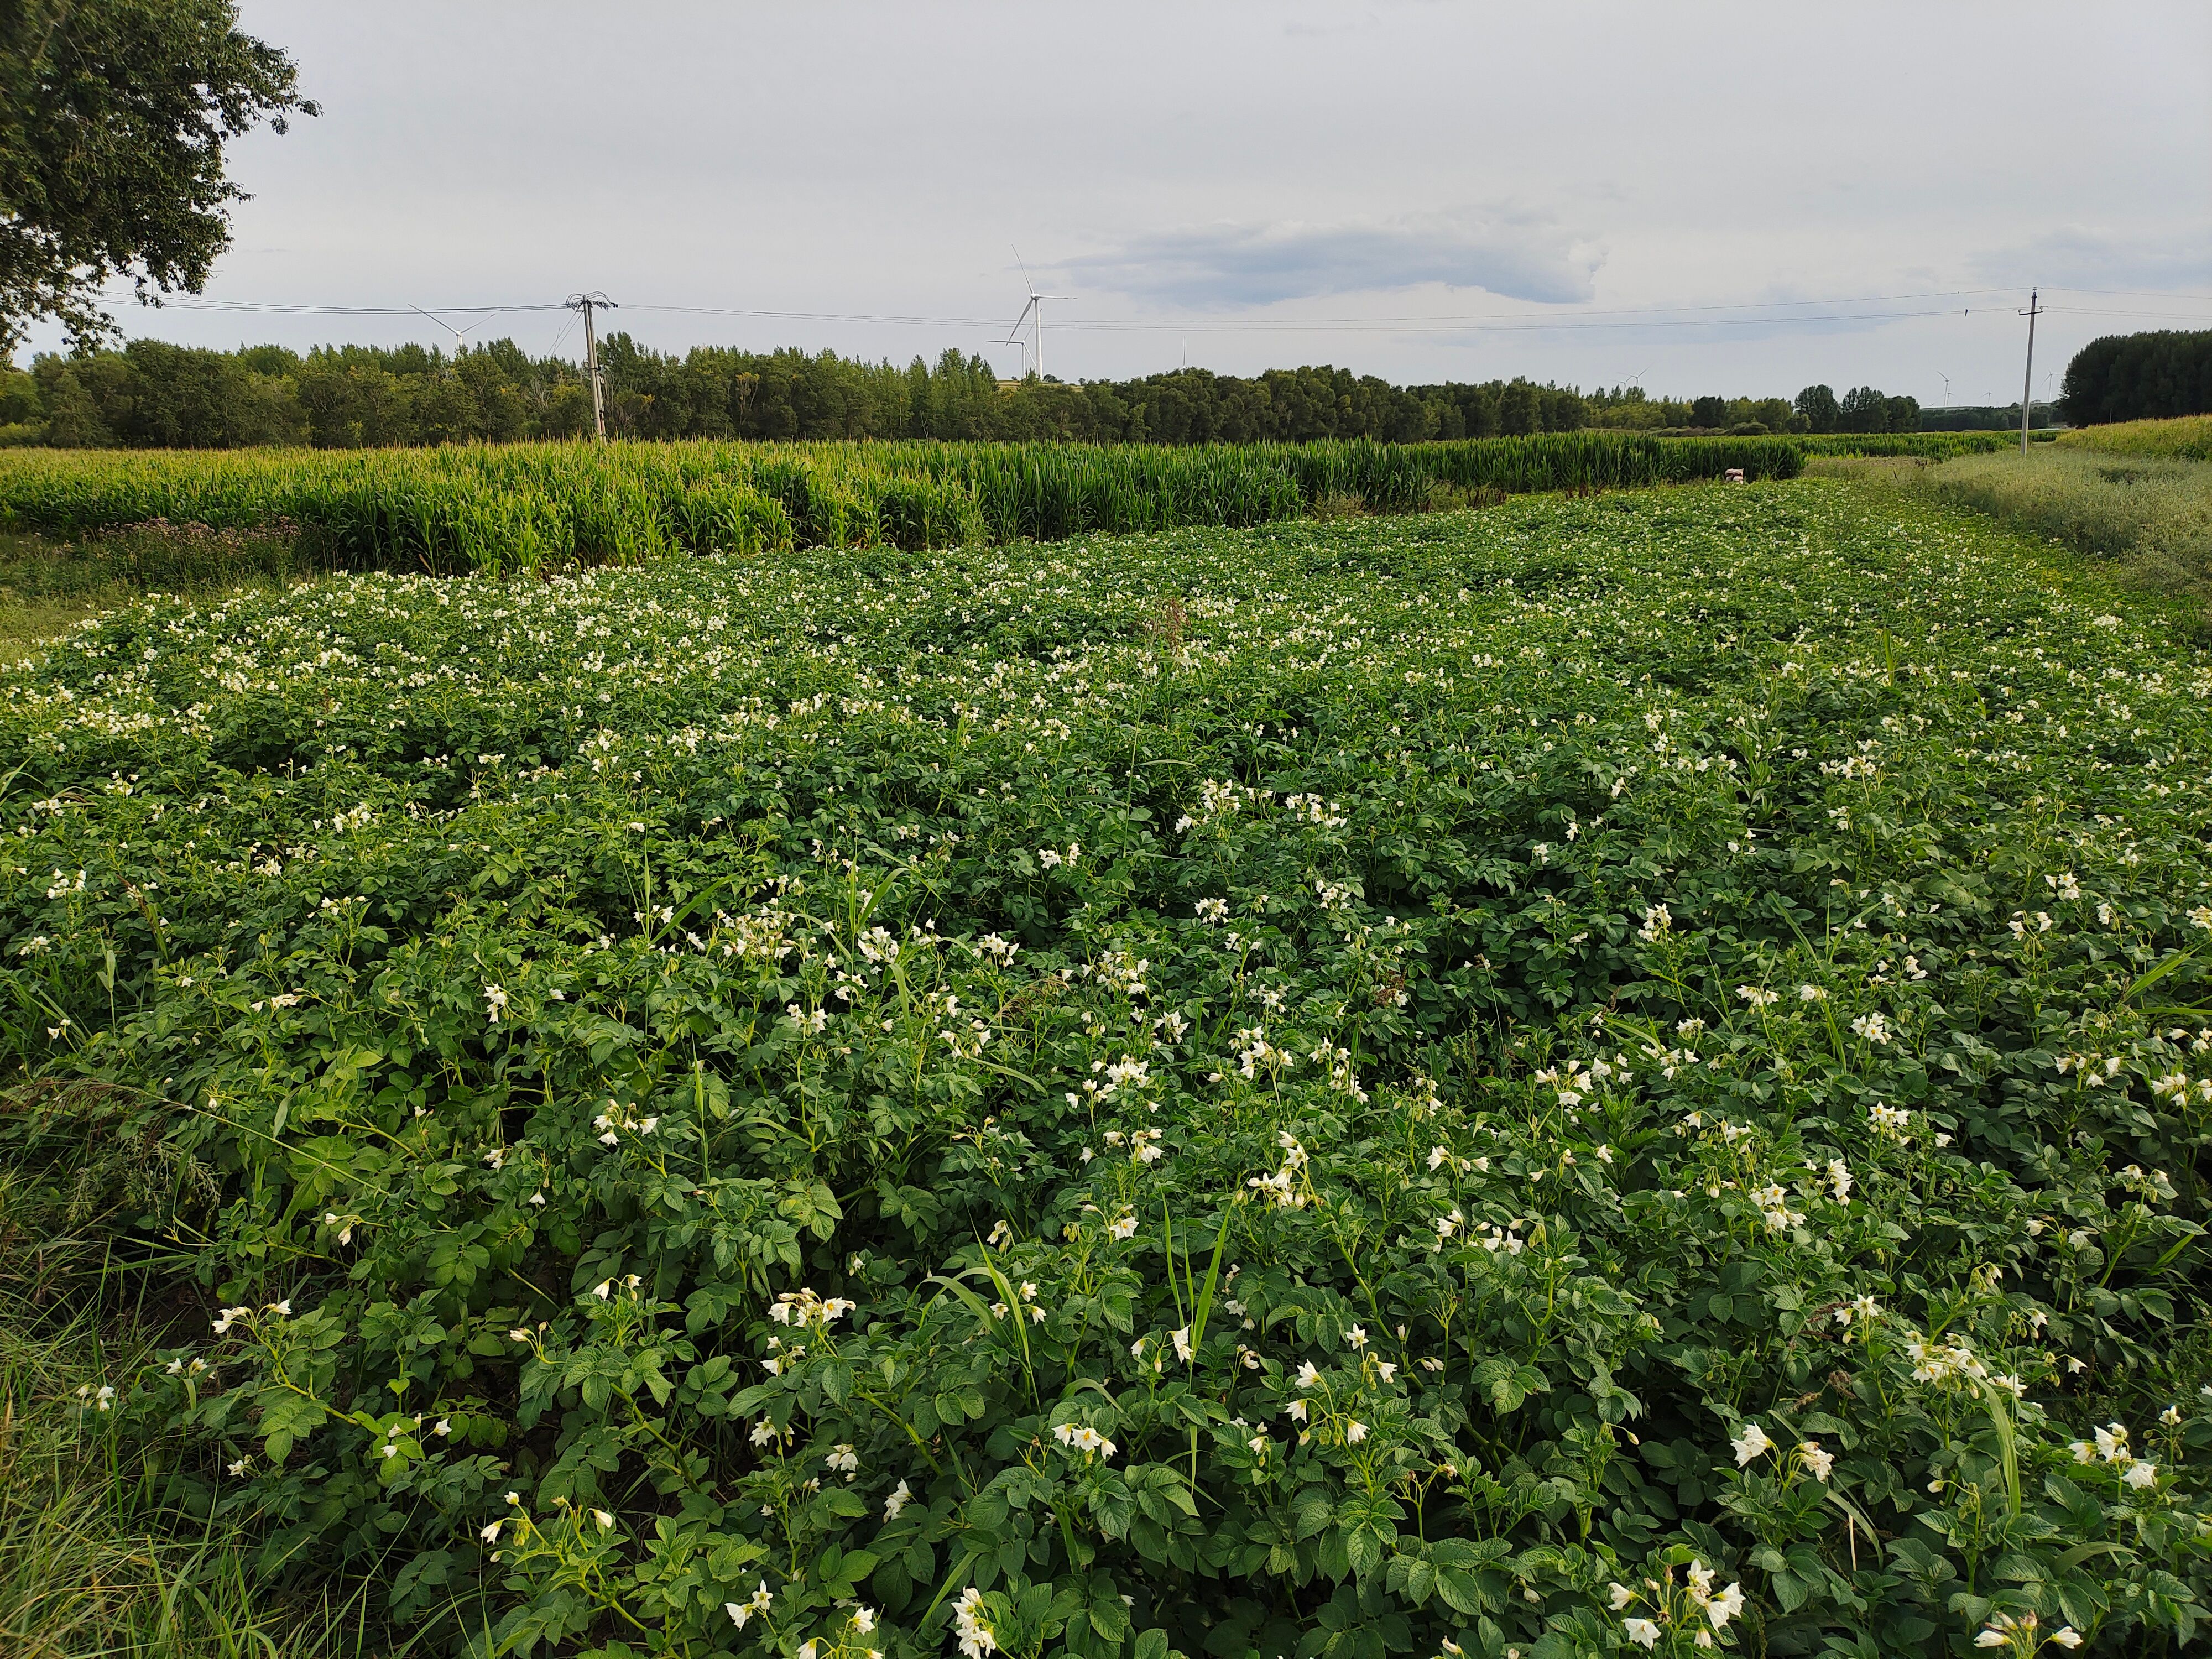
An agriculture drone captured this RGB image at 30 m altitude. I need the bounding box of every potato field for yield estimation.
[2,474,2209,1658]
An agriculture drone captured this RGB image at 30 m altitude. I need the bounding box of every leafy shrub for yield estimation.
[5,484,2212,1658]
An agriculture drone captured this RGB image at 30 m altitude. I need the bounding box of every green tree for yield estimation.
[2060,329,2212,424]
[233,342,300,376]
[3,325,1845,452]
[0,1,316,352]
[0,362,39,421]
[1839,385,1891,432]
[457,348,528,441]
[37,363,108,444]
[540,380,592,439]
[296,363,412,447]
[104,336,280,445]
[1540,385,1586,431]
[1794,384,1840,433]
[1498,378,1540,435]
[409,373,479,445]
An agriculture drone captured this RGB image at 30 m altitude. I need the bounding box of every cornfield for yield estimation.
[1797,431,2028,458]
[0,433,1807,575]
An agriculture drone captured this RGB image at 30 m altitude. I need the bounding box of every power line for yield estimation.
[545,307,582,360]
[1046,307,1981,335]
[76,284,2212,345]
[89,298,2001,337]
[618,287,2023,330]
[2044,306,2212,322]
[92,293,566,316]
[1103,288,2031,325]
[98,284,2034,330]
[2043,285,2212,303]
[619,304,1005,325]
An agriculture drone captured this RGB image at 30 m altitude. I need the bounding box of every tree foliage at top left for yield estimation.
[0,0,315,352]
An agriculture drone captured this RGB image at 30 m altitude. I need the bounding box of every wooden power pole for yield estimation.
[566,291,618,440]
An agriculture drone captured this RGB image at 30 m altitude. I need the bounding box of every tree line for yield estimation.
[1918,403,2056,432]
[1788,384,1922,435]
[0,332,1958,450]
[2059,330,2212,426]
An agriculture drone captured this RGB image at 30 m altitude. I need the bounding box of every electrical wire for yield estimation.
[544,309,581,360]
[619,304,1006,326]
[93,293,565,316]
[617,288,2024,331]
[1040,307,1982,335]
[97,286,2038,332]
[2044,286,2212,303]
[77,284,2212,342]
[2041,306,2212,322]
[84,299,2012,338]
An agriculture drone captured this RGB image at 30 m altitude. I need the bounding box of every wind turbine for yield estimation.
[410,304,501,371]
[1936,369,1952,404]
[1005,248,1070,380]
[992,327,1032,378]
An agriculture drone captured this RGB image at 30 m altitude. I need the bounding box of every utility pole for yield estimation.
[2018,288,2039,455]
[566,291,618,440]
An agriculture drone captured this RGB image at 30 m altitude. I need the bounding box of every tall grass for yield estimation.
[0,1150,397,1659]
[0,1311,389,1658]
[2056,414,2212,462]
[0,434,1804,576]
[0,523,318,598]
[0,524,319,662]
[1914,447,2212,602]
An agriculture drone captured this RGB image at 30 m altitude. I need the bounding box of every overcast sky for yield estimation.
[24,0,2212,403]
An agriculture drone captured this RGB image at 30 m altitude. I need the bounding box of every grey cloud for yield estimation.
[1970,226,2212,293]
[1280,14,1377,36]
[1062,210,1600,310]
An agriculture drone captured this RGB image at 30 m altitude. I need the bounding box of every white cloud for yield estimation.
[1064,208,1599,309]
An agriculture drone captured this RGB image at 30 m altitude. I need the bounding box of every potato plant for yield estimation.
[4,482,2210,1658]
